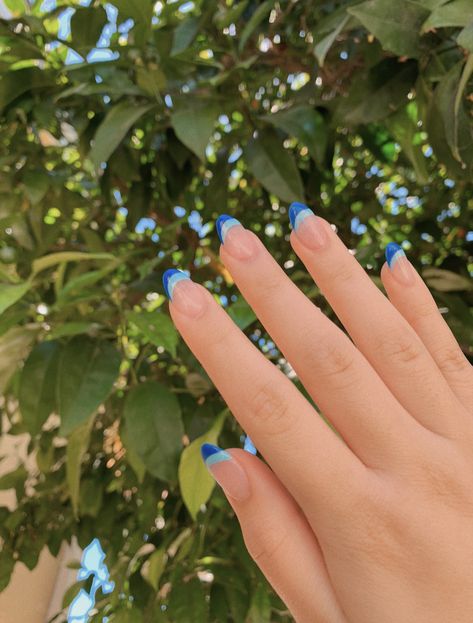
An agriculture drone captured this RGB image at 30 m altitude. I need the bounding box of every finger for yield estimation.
[163,269,364,522]
[201,445,347,623]
[216,215,424,468]
[288,203,469,436]
[381,252,473,413]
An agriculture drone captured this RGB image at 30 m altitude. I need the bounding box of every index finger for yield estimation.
[162,268,365,520]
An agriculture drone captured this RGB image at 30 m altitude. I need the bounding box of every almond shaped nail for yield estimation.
[201,443,251,502]
[289,202,327,250]
[385,243,415,286]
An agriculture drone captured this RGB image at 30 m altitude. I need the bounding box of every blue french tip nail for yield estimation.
[385,243,406,269]
[200,443,231,467]
[243,435,257,455]
[162,268,190,300]
[216,214,241,244]
[288,202,314,230]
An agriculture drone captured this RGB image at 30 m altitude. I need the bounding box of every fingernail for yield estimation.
[162,268,207,318]
[201,443,251,502]
[289,202,327,250]
[385,243,415,286]
[243,435,257,455]
[216,214,258,261]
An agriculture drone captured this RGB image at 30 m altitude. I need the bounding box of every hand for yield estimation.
[163,205,473,623]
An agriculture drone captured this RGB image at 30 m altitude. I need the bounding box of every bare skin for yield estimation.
[165,207,473,623]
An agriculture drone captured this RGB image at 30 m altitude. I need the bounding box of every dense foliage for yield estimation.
[0,0,472,621]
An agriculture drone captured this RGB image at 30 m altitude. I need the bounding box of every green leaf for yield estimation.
[0,281,31,315]
[0,68,52,113]
[57,337,121,435]
[239,0,274,52]
[244,128,305,203]
[19,341,60,436]
[385,106,430,184]
[336,59,418,124]
[121,424,147,482]
[178,411,226,519]
[70,6,108,51]
[348,0,429,58]
[422,0,473,30]
[88,102,154,168]
[0,552,14,593]
[32,251,114,275]
[141,547,167,590]
[79,477,103,517]
[123,381,184,482]
[264,105,328,164]
[227,298,257,330]
[313,9,353,66]
[422,267,473,292]
[127,310,179,357]
[168,577,208,623]
[171,16,201,55]
[171,104,219,160]
[114,608,145,623]
[0,465,27,492]
[0,327,37,393]
[113,0,153,46]
[47,322,102,340]
[458,22,473,52]
[22,171,49,205]
[435,59,473,167]
[247,584,271,623]
[66,416,95,517]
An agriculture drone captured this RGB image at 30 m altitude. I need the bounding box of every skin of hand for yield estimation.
[162,204,473,623]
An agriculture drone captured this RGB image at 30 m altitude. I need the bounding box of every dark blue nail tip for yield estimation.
[288,202,309,229]
[162,268,188,300]
[216,214,234,244]
[385,243,405,268]
[200,443,222,462]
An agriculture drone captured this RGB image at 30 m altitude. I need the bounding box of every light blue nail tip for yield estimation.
[216,214,241,244]
[200,443,231,468]
[288,202,314,230]
[162,268,189,300]
[243,435,257,455]
[385,243,406,269]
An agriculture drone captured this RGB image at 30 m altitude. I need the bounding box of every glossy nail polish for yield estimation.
[215,214,258,260]
[385,243,415,286]
[243,435,257,455]
[162,268,207,318]
[201,443,251,501]
[288,202,327,250]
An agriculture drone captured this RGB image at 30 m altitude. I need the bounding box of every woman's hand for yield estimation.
[163,204,473,623]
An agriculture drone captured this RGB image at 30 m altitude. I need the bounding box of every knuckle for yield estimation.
[315,337,358,388]
[244,519,290,564]
[376,328,424,365]
[248,381,295,435]
[436,345,471,376]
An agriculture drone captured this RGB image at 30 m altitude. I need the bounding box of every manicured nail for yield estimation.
[385,243,415,286]
[162,268,207,318]
[289,202,327,250]
[216,214,258,261]
[243,435,257,455]
[201,443,251,501]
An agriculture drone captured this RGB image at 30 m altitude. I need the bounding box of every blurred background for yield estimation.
[0,0,472,621]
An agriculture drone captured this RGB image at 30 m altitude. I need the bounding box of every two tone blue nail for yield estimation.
[289,202,315,230]
[201,443,232,467]
[162,268,190,300]
[385,243,406,269]
[216,214,241,244]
